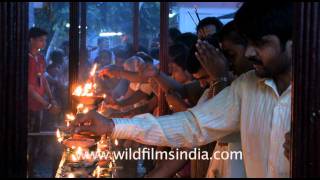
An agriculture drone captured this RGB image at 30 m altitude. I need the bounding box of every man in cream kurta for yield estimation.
[73,3,292,178]
[111,70,291,178]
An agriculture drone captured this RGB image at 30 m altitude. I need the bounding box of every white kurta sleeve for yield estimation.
[111,81,241,148]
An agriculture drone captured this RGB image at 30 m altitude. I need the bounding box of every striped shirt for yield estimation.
[111,70,291,178]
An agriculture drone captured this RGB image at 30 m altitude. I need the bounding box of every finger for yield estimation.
[195,52,207,70]
[74,125,95,134]
[195,51,204,64]
[196,41,209,61]
[198,42,211,63]
[203,41,218,57]
[196,41,205,54]
[73,112,93,126]
[198,40,211,55]
[201,43,212,63]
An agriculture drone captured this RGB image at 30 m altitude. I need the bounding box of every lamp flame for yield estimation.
[90,63,98,77]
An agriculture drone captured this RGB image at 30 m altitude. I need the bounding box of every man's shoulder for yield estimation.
[232,70,259,84]
[229,70,261,95]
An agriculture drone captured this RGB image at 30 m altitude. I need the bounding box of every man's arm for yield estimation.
[111,85,240,148]
[28,85,49,107]
[99,65,148,83]
[44,77,54,102]
[116,90,149,107]
[111,79,129,99]
[75,75,234,147]
[109,95,157,118]
[119,70,148,83]
[165,93,190,112]
[145,159,189,178]
[74,79,241,148]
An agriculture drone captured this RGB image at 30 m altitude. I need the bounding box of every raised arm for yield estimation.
[73,79,242,148]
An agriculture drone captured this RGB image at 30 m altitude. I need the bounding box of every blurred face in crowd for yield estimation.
[97,52,112,67]
[244,35,292,78]
[170,62,192,84]
[30,36,47,50]
[192,68,210,88]
[115,57,126,67]
[48,65,61,77]
[221,39,253,76]
[98,39,109,50]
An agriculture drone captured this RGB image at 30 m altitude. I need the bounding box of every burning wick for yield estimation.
[76,104,84,113]
[90,63,98,77]
[83,107,89,114]
[97,166,101,178]
[66,113,76,120]
[56,129,63,143]
[67,173,75,178]
[114,139,118,146]
[71,154,78,162]
[65,113,75,127]
[76,147,83,157]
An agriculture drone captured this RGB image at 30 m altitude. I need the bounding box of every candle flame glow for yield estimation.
[71,154,78,162]
[90,63,98,77]
[83,107,89,114]
[76,147,83,157]
[97,166,101,178]
[77,103,84,110]
[72,83,95,97]
[56,129,63,143]
[68,173,75,178]
[66,113,75,121]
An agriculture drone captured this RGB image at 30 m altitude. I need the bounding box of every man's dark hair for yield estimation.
[169,43,189,71]
[47,63,60,72]
[196,17,223,33]
[50,50,64,65]
[174,32,198,49]
[61,41,69,48]
[169,28,181,41]
[149,47,159,60]
[136,52,154,64]
[29,27,48,40]
[98,49,112,59]
[218,20,246,46]
[234,2,293,48]
[113,45,133,60]
[186,33,220,74]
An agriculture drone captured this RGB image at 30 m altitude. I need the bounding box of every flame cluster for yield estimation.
[72,63,98,97]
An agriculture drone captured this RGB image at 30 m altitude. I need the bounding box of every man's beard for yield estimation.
[249,56,291,79]
[248,57,272,78]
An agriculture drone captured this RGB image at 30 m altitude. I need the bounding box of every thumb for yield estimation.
[74,125,95,134]
[74,111,93,126]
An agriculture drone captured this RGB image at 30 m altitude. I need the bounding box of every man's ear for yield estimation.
[285,40,293,60]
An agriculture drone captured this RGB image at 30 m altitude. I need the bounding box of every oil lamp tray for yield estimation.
[63,137,96,148]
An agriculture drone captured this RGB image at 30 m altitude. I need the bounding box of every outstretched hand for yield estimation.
[71,110,115,136]
[98,65,123,79]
